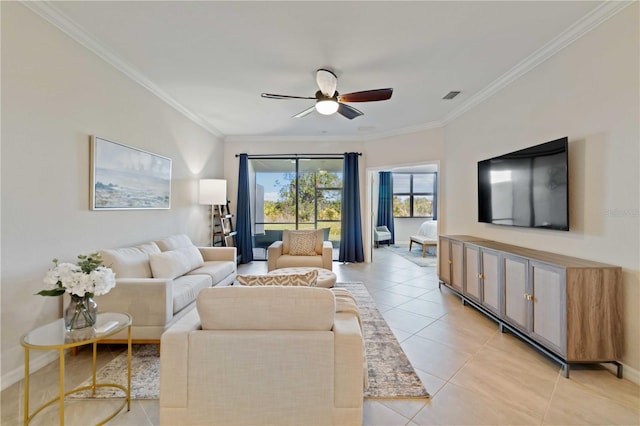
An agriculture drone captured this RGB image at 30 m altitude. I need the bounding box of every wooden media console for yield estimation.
[438,235,622,378]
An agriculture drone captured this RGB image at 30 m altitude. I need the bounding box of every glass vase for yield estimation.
[64,295,97,331]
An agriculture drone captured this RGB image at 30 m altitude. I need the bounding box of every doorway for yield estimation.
[366,162,440,263]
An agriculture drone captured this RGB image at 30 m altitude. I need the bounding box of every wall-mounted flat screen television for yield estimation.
[478,137,569,231]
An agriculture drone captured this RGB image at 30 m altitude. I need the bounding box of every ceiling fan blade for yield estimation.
[316,69,337,97]
[292,105,316,118]
[261,93,315,100]
[337,103,363,120]
[338,88,393,103]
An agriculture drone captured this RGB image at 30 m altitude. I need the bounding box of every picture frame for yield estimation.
[90,136,172,210]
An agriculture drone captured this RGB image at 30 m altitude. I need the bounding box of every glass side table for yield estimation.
[21,312,132,426]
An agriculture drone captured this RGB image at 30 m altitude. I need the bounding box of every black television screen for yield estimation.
[478,137,569,231]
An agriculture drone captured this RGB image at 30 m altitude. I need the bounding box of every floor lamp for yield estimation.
[199,179,227,246]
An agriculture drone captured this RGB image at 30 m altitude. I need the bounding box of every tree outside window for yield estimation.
[392,172,437,218]
[254,158,343,242]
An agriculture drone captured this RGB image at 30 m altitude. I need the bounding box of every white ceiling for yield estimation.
[27,1,623,142]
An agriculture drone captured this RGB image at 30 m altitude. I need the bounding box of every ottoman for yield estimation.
[268,267,337,288]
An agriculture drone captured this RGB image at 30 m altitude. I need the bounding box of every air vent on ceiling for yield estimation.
[442,91,461,100]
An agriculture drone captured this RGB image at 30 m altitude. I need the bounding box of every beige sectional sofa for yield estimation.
[160,285,364,425]
[94,234,236,345]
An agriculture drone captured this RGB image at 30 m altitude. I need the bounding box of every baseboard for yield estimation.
[1,351,59,391]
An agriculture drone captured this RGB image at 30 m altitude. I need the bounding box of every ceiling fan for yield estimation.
[261,69,393,120]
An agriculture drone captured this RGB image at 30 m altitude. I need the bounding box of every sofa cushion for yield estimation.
[172,274,212,314]
[100,242,161,278]
[276,254,325,269]
[188,261,235,283]
[197,286,335,331]
[155,234,194,252]
[237,269,318,287]
[149,250,193,280]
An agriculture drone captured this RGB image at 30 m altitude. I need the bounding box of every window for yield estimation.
[252,157,343,249]
[392,172,437,218]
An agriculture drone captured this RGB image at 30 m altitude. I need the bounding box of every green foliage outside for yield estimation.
[261,171,342,241]
[393,196,433,217]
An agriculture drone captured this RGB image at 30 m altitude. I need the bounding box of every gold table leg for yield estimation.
[23,348,29,426]
[92,342,97,395]
[59,348,65,425]
[127,325,131,411]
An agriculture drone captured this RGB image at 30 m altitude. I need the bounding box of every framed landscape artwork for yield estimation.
[90,136,172,210]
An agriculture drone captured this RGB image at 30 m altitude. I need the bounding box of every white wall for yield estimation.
[442,5,639,374]
[365,128,445,258]
[1,3,224,387]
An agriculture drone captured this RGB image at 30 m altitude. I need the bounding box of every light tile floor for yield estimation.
[2,247,639,425]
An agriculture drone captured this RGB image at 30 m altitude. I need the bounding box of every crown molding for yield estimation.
[21,1,224,139]
[440,1,634,125]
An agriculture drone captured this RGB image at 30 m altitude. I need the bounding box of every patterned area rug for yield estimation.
[387,244,437,267]
[70,344,159,399]
[336,282,429,399]
[72,282,429,400]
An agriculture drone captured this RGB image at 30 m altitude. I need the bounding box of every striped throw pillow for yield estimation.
[236,269,318,287]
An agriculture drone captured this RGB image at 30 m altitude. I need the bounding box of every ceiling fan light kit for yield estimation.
[262,69,393,120]
[315,99,339,115]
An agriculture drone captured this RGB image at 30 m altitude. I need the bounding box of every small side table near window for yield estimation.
[21,312,132,426]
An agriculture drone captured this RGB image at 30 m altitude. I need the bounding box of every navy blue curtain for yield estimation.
[339,153,364,263]
[236,154,253,264]
[377,171,395,244]
[433,172,438,220]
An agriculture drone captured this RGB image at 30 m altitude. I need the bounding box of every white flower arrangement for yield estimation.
[39,253,116,299]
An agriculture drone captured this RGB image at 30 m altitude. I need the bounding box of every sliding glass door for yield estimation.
[250,157,343,260]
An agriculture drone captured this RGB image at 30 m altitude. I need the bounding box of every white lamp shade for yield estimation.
[199,179,227,205]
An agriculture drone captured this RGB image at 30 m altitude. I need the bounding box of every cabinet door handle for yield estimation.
[448,260,453,265]
[523,293,533,301]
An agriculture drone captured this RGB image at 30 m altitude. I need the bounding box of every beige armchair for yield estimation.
[267,229,333,271]
[160,286,364,426]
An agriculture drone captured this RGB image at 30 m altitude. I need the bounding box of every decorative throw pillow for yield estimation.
[289,231,317,256]
[314,228,327,254]
[155,234,194,251]
[99,242,161,278]
[236,269,318,287]
[149,250,192,280]
[177,246,205,271]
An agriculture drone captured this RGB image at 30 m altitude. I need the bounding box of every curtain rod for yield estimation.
[235,153,362,158]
